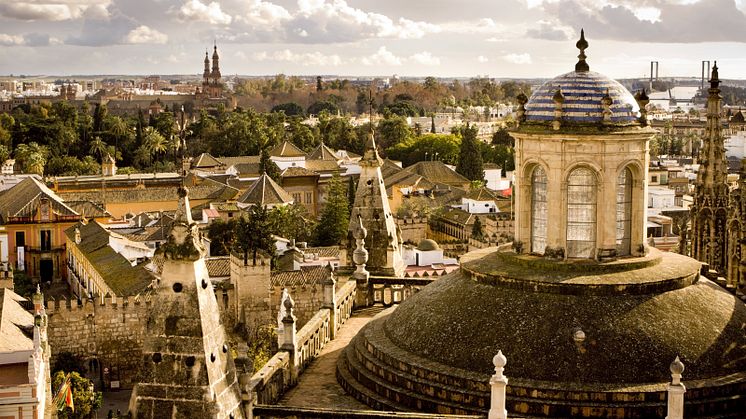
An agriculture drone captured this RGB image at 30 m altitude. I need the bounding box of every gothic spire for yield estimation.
[575,29,589,72]
[697,61,727,191]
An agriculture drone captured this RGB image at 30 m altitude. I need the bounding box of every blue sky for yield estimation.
[1,0,745,78]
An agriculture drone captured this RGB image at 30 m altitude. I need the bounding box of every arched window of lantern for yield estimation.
[566,167,597,258]
[616,166,633,256]
[531,165,548,254]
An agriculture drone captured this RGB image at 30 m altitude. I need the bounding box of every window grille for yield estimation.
[566,167,596,258]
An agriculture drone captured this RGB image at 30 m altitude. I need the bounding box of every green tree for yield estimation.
[52,371,102,419]
[0,144,10,163]
[234,205,274,264]
[143,127,167,162]
[15,142,49,175]
[259,148,281,181]
[268,204,315,243]
[376,115,414,150]
[471,216,484,240]
[456,125,484,181]
[386,133,460,167]
[308,100,339,116]
[271,102,305,117]
[207,218,238,256]
[313,174,349,246]
[88,136,107,161]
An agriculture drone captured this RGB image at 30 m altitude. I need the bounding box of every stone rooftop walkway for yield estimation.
[278,305,383,410]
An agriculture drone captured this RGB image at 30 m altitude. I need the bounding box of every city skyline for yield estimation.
[0,0,745,79]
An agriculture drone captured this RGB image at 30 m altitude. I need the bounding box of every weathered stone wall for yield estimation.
[396,217,429,244]
[269,285,323,329]
[45,296,150,388]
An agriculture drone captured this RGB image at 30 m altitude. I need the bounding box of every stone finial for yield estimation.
[74,226,81,244]
[492,350,507,370]
[553,88,565,130]
[573,328,586,343]
[575,28,589,72]
[667,356,686,419]
[516,93,528,124]
[175,186,193,225]
[710,61,720,88]
[352,215,370,283]
[160,186,204,260]
[670,356,685,384]
[635,89,650,126]
[277,288,290,329]
[601,89,613,123]
[488,350,508,419]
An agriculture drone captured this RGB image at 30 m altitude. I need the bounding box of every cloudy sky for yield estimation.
[1,0,745,78]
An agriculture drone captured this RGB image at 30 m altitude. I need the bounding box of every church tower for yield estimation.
[691,62,729,274]
[202,50,210,87]
[211,44,221,85]
[348,128,405,277]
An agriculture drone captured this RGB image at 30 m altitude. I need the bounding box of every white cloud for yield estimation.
[0,33,25,46]
[253,49,343,66]
[288,0,439,42]
[177,0,232,25]
[477,55,489,63]
[410,51,441,66]
[361,46,402,66]
[441,18,506,35]
[503,53,532,64]
[235,0,290,27]
[0,1,111,21]
[125,25,168,44]
[632,6,661,22]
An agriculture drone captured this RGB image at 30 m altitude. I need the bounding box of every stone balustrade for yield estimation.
[243,279,358,412]
[368,277,433,306]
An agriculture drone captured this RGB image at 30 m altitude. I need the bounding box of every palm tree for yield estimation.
[107,116,130,152]
[143,127,167,162]
[88,136,107,161]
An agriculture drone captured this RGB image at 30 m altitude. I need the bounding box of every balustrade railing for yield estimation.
[368,277,433,306]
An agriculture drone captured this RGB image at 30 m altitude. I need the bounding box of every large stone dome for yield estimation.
[337,247,746,418]
[524,70,639,125]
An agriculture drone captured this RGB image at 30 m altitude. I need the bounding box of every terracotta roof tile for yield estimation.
[270,141,306,158]
[270,265,332,287]
[238,173,293,205]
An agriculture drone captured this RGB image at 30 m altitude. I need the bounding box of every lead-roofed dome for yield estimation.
[524,70,639,124]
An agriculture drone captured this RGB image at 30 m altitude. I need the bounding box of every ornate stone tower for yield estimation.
[727,160,746,292]
[511,30,656,260]
[211,44,221,85]
[202,50,210,88]
[129,187,245,419]
[691,62,729,273]
[348,129,405,277]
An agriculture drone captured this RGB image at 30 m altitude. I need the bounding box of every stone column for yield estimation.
[322,271,337,339]
[666,356,686,419]
[352,215,371,307]
[488,350,508,419]
[280,295,298,385]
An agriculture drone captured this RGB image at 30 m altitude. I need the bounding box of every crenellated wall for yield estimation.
[45,295,151,388]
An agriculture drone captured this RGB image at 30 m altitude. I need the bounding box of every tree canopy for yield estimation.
[313,174,350,246]
[456,125,484,182]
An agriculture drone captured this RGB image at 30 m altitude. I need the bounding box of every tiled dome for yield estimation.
[525,70,640,124]
[523,29,641,126]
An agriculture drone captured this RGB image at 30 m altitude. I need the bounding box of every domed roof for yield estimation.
[523,30,640,126]
[417,239,440,251]
[338,246,746,417]
[524,71,639,124]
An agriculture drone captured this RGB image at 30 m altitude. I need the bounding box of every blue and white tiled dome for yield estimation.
[523,30,640,126]
[525,71,639,124]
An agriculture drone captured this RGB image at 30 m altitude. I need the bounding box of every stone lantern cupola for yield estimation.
[510,30,657,260]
